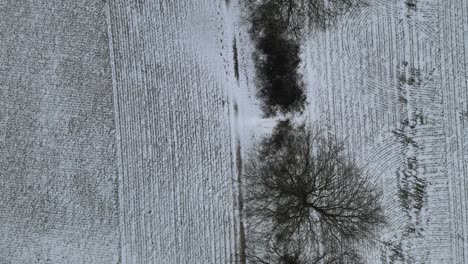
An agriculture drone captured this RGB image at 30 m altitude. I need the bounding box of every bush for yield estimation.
[251,19,306,117]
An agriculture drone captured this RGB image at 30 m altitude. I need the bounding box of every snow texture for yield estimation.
[304,0,468,263]
[0,0,119,263]
[105,0,249,263]
[0,0,466,263]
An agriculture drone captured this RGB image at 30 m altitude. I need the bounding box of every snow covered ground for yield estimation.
[106,0,253,263]
[0,1,119,263]
[1,0,466,263]
[304,0,468,262]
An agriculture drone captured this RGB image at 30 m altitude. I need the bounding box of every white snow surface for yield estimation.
[0,0,119,263]
[1,0,467,263]
[106,0,254,263]
[304,0,468,263]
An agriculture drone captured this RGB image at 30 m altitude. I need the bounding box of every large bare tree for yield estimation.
[244,121,384,246]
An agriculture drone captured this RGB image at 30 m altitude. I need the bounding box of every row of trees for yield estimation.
[243,121,384,263]
[243,0,364,117]
[249,6,305,116]
[240,1,379,263]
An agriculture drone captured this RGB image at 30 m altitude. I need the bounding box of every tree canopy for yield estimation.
[244,121,384,263]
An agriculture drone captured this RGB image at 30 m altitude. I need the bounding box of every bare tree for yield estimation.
[246,229,364,264]
[243,0,365,36]
[244,122,384,246]
[246,232,309,264]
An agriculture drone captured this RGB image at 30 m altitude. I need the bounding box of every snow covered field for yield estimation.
[106,0,249,263]
[304,0,468,262]
[1,0,466,263]
[0,1,119,263]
